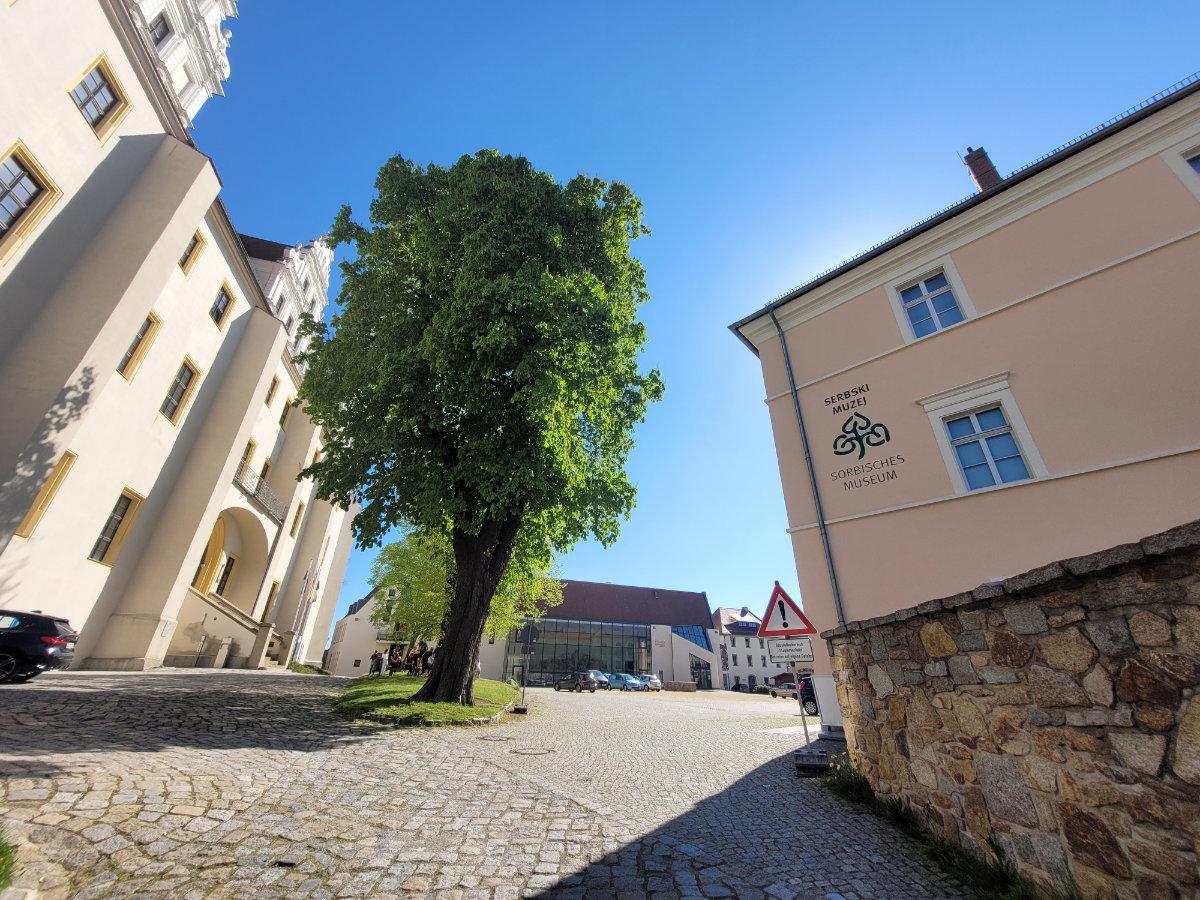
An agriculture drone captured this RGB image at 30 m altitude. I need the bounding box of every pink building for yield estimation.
[730,76,1200,731]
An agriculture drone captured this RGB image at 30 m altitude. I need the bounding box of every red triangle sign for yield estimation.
[757,583,816,637]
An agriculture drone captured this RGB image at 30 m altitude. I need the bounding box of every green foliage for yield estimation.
[287,661,326,676]
[297,149,663,555]
[336,674,518,725]
[819,754,1069,900]
[0,827,14,891]
[752,684,771,695]
[369,528,563,641]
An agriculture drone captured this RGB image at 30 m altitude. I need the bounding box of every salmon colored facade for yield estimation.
[732,80,1200,729]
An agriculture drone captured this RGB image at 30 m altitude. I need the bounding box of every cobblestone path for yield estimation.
[0,671,966,899]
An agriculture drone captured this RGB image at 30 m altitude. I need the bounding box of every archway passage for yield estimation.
[191,507,270,617]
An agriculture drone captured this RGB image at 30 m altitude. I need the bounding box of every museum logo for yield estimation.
[833,411,891,460]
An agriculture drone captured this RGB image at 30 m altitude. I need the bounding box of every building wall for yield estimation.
[825,521,1200,899]
[0,0,354,670]
[738,90,1200,724]
[326,595,384,678]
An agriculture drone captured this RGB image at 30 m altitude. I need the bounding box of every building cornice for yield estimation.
[731,78,1200,353]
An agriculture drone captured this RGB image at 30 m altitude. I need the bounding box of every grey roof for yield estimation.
[238,233,293,263]
[729,71,1200,353]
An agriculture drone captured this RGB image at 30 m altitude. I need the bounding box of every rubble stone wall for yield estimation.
[822,521,1200,898]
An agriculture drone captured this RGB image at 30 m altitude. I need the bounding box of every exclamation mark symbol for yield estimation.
[778,598,789,629]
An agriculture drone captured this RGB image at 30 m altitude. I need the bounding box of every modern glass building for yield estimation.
[483,579,720,688]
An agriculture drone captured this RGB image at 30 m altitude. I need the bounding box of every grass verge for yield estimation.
[287,661,327,675]
[336,674,518,725]
[822,754,1079,900]
[0,827,15,891]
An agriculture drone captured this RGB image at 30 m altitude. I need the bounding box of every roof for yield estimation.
[346,589,375,617]
[729,71,1200,352]
[546,580,712,628]
[238,233,293,263]
[712,606,763,633]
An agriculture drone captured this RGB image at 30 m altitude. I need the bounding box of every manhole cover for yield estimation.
[509,748,555,755]
[477,735,514,742]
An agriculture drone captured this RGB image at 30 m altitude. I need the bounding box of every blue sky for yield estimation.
[193,1,1200,637]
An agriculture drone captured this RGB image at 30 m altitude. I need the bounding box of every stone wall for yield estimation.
[822,521,1200,898]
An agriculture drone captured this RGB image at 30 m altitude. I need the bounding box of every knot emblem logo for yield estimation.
[833,412,891,460]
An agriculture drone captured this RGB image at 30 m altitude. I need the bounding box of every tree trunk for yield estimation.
[413,515,521,704]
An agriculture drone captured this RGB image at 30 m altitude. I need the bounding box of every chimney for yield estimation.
[963,146,1002,193]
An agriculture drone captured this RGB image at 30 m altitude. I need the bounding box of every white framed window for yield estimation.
[886,255,977,343]
[149,12,173,47]
[918,372,1047,495]
[1161,139,1200,203]
[1189,153,1200,177]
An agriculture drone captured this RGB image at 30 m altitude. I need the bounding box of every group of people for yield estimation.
[368,641,434,676]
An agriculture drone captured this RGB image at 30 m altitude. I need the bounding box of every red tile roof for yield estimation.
[548,580,712,627]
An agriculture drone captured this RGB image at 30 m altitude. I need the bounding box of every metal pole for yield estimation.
[514,620,531,714]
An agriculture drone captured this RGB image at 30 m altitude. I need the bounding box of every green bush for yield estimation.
[752,684,771,695]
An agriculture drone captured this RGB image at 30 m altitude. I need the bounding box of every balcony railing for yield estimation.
[233,461,287,522]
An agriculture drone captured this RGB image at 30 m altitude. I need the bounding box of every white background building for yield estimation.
[712,607,789,690]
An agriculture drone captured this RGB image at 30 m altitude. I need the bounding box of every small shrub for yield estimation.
[752,684,771,695]
[821,755,875,804]
[0,827,14,891]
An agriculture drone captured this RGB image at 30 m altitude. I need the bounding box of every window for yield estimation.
[761,656,767,668]
[88,488,143,564]
[209,285,233,327]
[1188,154,1200,176]
[160,358,199,424]
[311,447,321,467]
[239,439,256,472]
[0,143,59,260]
[290,501,305,537]
[898,271,964,338]
[260,458,272,481]
[759,638,764,649]
[352,659,361,668]
[149,12,173,46]
[179,230,205,274]
[285,315,296,336]
[70,59,128,138]
[946,406,1030,491]
[117,312,161,380]
[14,451,76,538]
[732,654,738,666]
[744,637,750,648]
[214,555,236,597]
[279,397,293,429]
[261,581,281,623]
[265,375,279,406]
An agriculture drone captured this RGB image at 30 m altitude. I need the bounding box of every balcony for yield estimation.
[233,461,287,522]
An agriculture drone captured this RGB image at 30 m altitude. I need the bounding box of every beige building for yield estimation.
[711,606,787,691]
[731,76,1200,730]
[0,0,355,671]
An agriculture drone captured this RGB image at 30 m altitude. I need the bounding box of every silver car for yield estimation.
[637,674,662,692]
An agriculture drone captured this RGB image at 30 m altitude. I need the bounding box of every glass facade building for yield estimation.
[504,617,652,686]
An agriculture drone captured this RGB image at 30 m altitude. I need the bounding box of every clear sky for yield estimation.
[193,1,1200,637]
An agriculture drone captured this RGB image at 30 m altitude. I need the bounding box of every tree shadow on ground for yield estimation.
[530,746,971,900]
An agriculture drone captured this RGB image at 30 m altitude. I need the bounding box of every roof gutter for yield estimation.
[768,307,846,627]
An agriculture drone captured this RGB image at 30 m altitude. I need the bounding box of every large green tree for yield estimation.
[298,150,662,702]
[369,529,563,651]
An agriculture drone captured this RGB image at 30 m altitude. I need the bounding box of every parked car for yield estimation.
[0,609,77,683]
[554,671,598,693]
[770,678,819,715]
[610,673,646,691]
[586,670,611,690]
[637,674,663,692]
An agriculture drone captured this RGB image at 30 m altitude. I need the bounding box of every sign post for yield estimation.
[757,583,819,754]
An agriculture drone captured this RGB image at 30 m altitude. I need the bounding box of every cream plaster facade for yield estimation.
[731,78,1200,729]
[0,0,355,671]
[711,606,788,691]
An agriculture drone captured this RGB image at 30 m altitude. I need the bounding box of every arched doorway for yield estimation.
[191,507,270,617]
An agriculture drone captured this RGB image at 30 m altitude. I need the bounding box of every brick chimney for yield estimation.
[964,146,1002,193]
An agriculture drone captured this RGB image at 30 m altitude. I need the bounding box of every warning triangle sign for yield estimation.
[757,583,816,637]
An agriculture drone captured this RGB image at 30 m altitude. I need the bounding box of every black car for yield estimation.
[553,671,598,693]
[770,677,820,715]
[0,609,77,683]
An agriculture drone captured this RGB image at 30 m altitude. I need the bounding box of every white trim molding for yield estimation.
[917,372,1048,495]
[1160,135,1200,203]
[884,254,978,344]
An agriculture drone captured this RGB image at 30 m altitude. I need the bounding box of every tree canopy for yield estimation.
[298,150,661,701]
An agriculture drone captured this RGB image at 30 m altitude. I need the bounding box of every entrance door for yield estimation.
[689,654,712,689]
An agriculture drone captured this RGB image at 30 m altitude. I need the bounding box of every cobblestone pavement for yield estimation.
[0,671,967,899]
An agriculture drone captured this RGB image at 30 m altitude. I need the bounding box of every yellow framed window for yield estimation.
[179,229,206,274]
[209,282,235,329]
[260,580,281,623]
[265,375,279,406]
[68,55,131,143]
[160,357,200,424]
[260,458,272,481]
[14,450,76,538]
[311,446,321,467]
[116,311,162,380]
[88,488,143,564]
[290,501,305,537]
[0,141,61,265]
[279,397,294,429]
[239,438,257,472]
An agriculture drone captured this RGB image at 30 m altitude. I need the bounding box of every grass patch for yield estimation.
[287,661,327,675]
[822,754,1078,900]
[0,827,14,891]
[336,674,518,725]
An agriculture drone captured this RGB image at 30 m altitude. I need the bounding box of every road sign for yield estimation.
[757,582,816,637]
[767,637,814,663]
